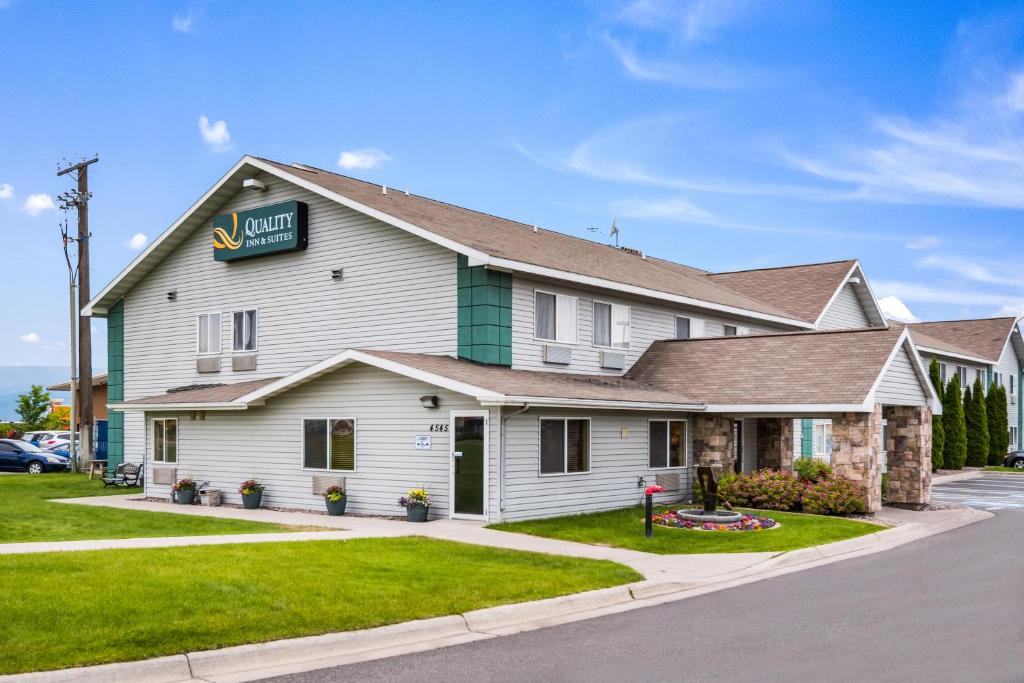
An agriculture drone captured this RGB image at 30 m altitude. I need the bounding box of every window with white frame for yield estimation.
[994,372,1003,387]
[723,324,737,336]
[813,422,832,459]
[1011,426,1018,448]
[649,420,685,468]
[232,309,258,352]
[940,362,947,383]
[540,418,589,474]
[675,316,690,339]
[593,301,630,349]
[957,366,967,385]
[152,418,177,463]
[534,291,577,344]
[197,312,221,355]
[976,368,984,384]
[303,418,355,471]
[1011,375,1016,397]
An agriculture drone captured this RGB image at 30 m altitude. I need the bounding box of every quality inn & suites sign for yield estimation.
[212,200,308,262]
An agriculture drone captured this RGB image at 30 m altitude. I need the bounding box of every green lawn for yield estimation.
[0,537,641,674]
[489,506,883,554]
[983,466,1024,473]
[0,473,291,543]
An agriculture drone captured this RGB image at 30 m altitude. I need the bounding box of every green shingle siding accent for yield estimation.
[801,419,813,457]
[106,299,125,469]
[456,255,511,366]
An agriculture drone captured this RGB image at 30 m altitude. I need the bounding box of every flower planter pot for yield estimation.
[406,503,429,522]
[175,489,196,505]
[242,491,263,509]
[325,497,347,516]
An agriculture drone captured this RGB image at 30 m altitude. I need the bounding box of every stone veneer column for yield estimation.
[693,414,735,472]
[830,404,884,513]
[884,406,932,509]
[756,418,794,472]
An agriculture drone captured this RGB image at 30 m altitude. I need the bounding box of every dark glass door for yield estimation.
[452,415,486,516]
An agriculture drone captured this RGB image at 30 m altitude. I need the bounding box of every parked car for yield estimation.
[40,432,78,451]
[22,431,55,445]
[0,439,71,473]
[1003,451,1024,469]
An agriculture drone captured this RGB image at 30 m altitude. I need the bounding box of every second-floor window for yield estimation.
[593,301,630,349]
[233,309,258,352]
[675,316,690,339]
[724,324,737,336]
[940,362,947,382]
[534,291,577,344]
[197,313,221,355]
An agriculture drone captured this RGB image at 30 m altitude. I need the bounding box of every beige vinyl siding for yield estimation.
[995,340,1020,451]
[817,283,871,330]
[501,408,693,520]
[510,276,783,375]
[120,172,458,452]
[875,347,928,405]
[142,363,497,519]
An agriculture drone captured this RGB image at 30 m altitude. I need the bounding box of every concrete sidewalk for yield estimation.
[0,496,991,683]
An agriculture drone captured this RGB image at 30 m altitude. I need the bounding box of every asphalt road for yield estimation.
[265,480,1024,683]
[932,473,1024,511]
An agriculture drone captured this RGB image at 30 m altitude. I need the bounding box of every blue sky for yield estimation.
[3,0,1024,367]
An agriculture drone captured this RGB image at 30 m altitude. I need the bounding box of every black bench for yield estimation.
[102,462,144,488]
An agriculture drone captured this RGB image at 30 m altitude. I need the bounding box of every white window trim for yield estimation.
[592,299,631,350]
[231,308,260,353]
[196,311,222,356]
[813,422,832,458]
[647,418,688,470]
[151,417,178,463]
[300,417,358,473]
[532,289,578,346]
[538,417,591,476]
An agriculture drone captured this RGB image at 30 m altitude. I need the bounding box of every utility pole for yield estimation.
[58,156,98,469]
[60,220,79,472]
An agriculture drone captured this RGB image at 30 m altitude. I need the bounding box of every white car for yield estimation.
[39,432,78,451]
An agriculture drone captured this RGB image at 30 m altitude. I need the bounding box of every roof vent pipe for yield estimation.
[381,185,388,196]
[532,225,538,233]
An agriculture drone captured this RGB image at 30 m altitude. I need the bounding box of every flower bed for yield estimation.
[653,511,779,532]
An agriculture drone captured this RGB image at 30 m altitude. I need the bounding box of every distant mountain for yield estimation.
[0,366,73,422]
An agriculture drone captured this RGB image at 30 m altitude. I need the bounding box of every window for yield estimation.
[994,372,1002,387]
[593,301,630,349]
[976,368,984,384]
[152,418,177,463]
[232,309,258,352]
[957,366,967,386]
[303,418,355,471]
[675,316,690,339]
[940,363,947,383]
[1011,375,1016,396]
[649,420,686,469]
[723,324,737,336]
[197,312,221,355]
[813,422,832,458]
[540,418,589,474]
[534,291,577,344]
[1011,426,1018,448]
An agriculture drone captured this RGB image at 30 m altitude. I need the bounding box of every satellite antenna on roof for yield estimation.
[610,218,619,247]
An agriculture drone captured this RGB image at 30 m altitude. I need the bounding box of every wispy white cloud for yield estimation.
[19,332,40,344]
[338,148,392,170]
[171,12,193,33]
[616,0,754,43]
[905,236,939,250]
[609,196,713,221]
[0,183,13,199]
[877,295,920,323]
[22,193,55,216]
[604,34,762,89]
[874,280,1024,316]
[915,253,1022,288]
[198,115,232,152]
[126,233,149,250]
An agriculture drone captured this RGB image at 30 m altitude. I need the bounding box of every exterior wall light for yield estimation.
[242,178,267,192]
[419,395,439,409]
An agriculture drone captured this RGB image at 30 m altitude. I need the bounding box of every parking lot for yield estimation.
[932,474,1024,511]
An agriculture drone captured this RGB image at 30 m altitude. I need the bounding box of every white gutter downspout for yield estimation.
[499,403,531,520]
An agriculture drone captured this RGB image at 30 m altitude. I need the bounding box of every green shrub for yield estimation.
[794,458,832,482]
[929,358,945,470]
[716,472,751,508]
[965,378,990,467]
[943,374,967,470]
[801,477,868,515]
[721,469,803,511]
[987,384,1009,465]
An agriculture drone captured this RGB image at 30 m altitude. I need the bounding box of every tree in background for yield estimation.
[942,374,967,470]
[965,378,989,467]
[15,385,50,431]
[987,384,1010,465]
[928,358,945,470]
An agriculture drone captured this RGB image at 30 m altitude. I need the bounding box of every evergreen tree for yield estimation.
[942,374,967,470]
[928,358,945,470]
[965,378,990,467]
[987,384,1010,465]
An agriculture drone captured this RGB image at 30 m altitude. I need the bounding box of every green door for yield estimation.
[452,414,487,517]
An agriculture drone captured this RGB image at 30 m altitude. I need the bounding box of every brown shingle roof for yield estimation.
[354,350,701,406]
[121,377,280,405]
[259,159,805,323]
[907,318,1018,363]
[626,326,909,406]
[48,373,108,392]
[705,260,858,324]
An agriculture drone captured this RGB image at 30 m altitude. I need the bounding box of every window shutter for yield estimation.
[801,419,813,457]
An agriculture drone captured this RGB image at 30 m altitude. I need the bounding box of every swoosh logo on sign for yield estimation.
[213,213,243,250]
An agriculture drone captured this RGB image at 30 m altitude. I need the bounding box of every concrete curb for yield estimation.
[931,470,986,484]
[3,506,992,683]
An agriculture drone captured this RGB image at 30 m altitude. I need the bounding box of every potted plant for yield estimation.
[398,488,431,522]
[239,479,264,509]
[323,485,347,516]
[172,478,197,505]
